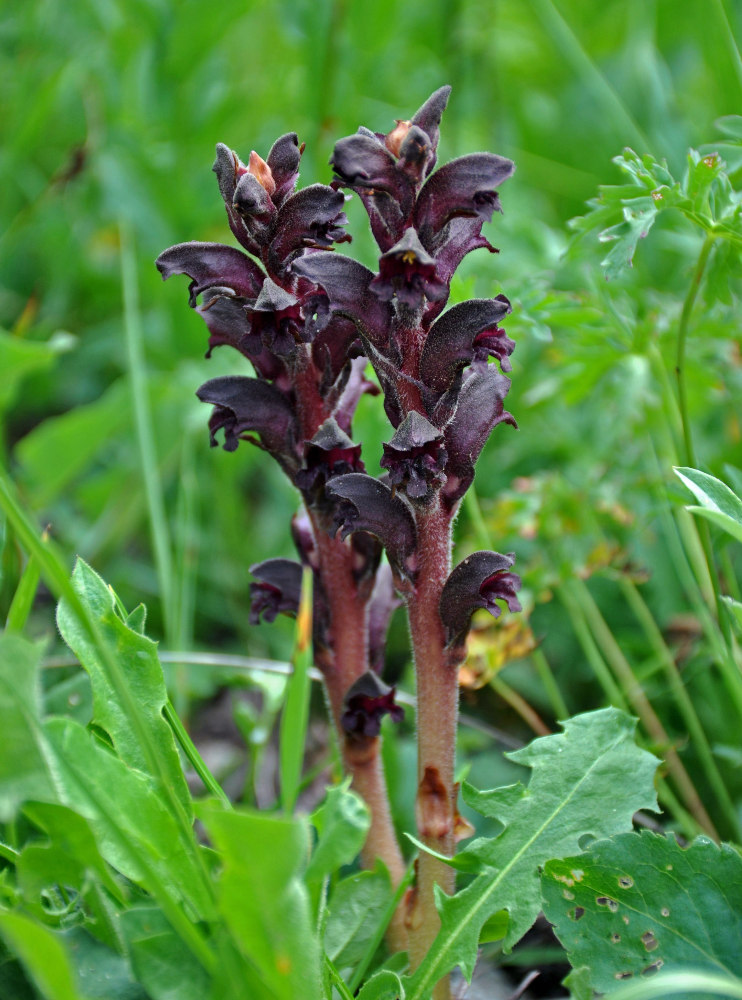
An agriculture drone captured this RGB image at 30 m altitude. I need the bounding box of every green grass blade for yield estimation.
[4,535,43,633]
[280,568,313,815]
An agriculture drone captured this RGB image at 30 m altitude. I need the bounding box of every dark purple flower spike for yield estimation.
[341,671,404,739]
[380,410,448,500]
[196,375,296,462]
[325,473,418,582]
[249,558,303,624]
[439,550,522,655]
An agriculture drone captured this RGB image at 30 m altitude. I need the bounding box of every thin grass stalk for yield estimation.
[618,576,741,840]
[568,577,719,839]
[531,646,571,720]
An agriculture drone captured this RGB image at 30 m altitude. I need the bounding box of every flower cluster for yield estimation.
[157,85,521,738]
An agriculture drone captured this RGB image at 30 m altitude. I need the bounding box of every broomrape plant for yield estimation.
[156,85,522,978]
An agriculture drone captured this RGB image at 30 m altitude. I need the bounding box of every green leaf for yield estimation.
[119,907,211,1000]
[0,635,55,820]
[541,830,742,996]
[56,559,191,817]
[306,781,370,885]
[404,709,659,998]
[674,467,742,544]
[0,330,67,414]
[198,803,322,1000]
[722,595,742,632]
[57,927,147,1000]
[0,912,85,1000]
[356,969,406,1000]
[324,864,392,967]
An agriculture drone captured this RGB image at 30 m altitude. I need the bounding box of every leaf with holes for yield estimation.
[541,830,742,996]
[403,709,659,999]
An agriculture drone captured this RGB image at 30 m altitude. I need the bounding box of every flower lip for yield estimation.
[439,550,522,652]
[370,227,447,308]
[295,418,365,494]
[341,670,404,739]
[380,410,448,500]
[248,557,303,624]
[196,374,295,457]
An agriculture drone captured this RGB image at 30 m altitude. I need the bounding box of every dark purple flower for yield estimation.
[292,253,393,348]
[266,183,351,278]
[380,410,447,500]
[341,671,404,739]
[196,375,296,462]
[414,153,515,243]
[244,277,305,357]
[419,296,514,394]
[265,132,304,207]
[155,241,265,305]
[439,550,522,653]
[325,473,418,582]
[442,367,516,507]
[295,419,365,495]
[370,228,448,308]
[249,558,303,624]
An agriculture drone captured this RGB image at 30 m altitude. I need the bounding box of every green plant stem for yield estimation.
[675,235,714,469]
[618,577,741,840]
[119,221,174,637]
[164,700,231,808]
[568,577,719,839]
[557,584,628,710]
[531,646,570,719]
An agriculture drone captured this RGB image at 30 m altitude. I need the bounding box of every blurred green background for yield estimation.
[3,0,742,835]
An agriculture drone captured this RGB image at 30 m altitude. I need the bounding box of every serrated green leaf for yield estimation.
[356,969,406,1000]
[542,831,742,997]
[0,635,55,820]
[119,907,211,1000]
[306,781,370,885]
[197,803,321,1000]
[56,559,191,816]
[0,912,85,1000]
[325,864,392,967]
[404,709,659,999]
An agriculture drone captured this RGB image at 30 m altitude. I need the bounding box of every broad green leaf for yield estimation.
[404,709,659,999]
[0,635,55,820]
[198,803,321,1000]
[119,907,211,1000]
[0,912,85,1000]
[0,330,69,414]
[674,467,742,536]
[356,969,406,1000]
[57,559,191,816]
[18,803,124,950]
[306,781,370,885]
[15,380,130,508]
[42,717,214,922]
[324,864,392,967]
[541,831,742,996]
[58,927,147,1000]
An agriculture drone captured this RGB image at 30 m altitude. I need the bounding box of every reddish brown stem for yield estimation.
[405,498,457,998]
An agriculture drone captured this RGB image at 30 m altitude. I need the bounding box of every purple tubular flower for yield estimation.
[439,550,522,652]
[325,473,418,581]
[266,183,351,276]
[370,228,448,308]
[367,562,402,674]
[193,290,285,379]
[212,143,262,255]
[419,295,514,394]
[442,367,516,507]
[341,671,404,739]
[249,558,303,624]
[196,375,296,459]
[155,241,266,305]
[380,410,447,500]
[246,277,304,357]
[266,132,303,207]
[409,85,451,174]
[292,253,393,348]
[295,418,365,495]
[415,153,515,240]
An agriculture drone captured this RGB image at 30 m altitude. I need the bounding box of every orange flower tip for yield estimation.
[248,150,277,194]
[385,119,412,157]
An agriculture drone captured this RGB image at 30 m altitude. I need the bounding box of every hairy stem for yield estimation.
[405,498,455,999]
